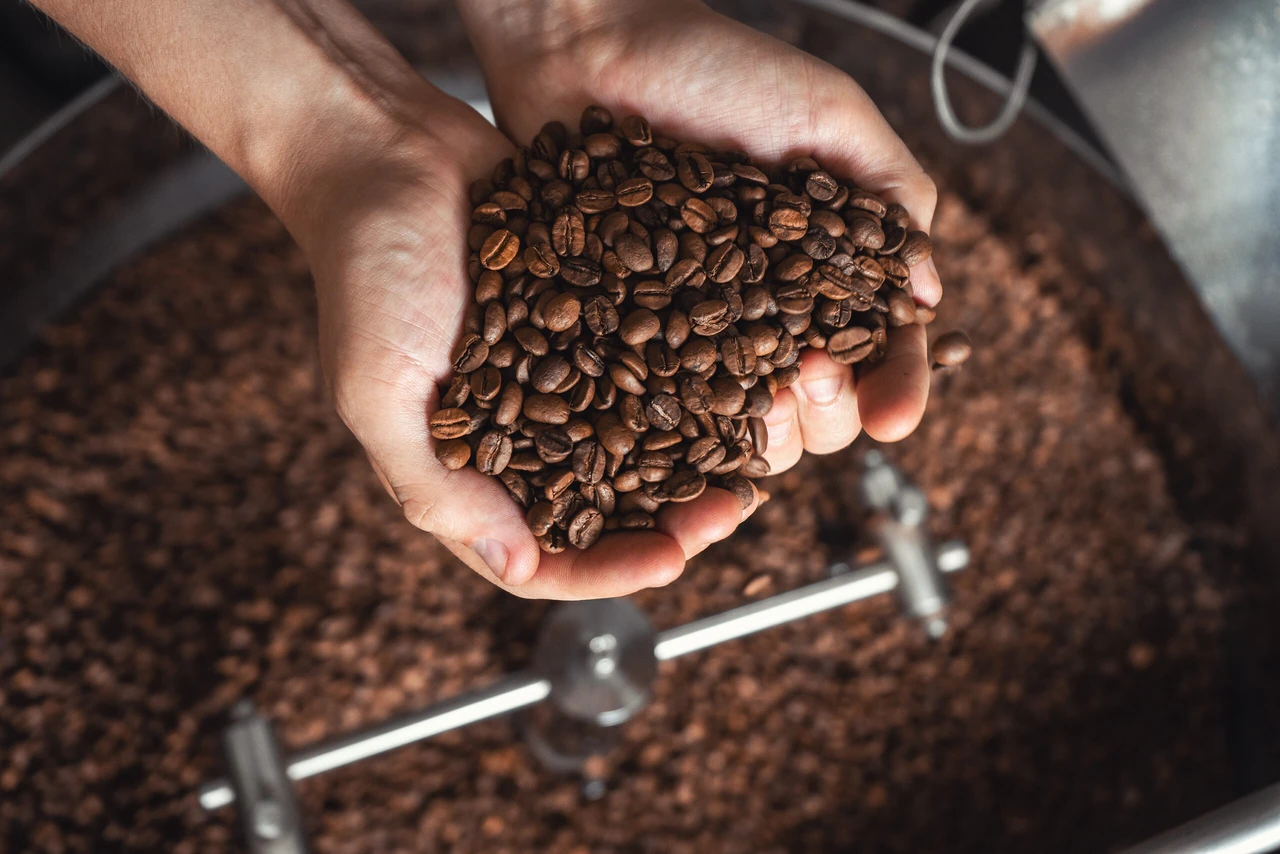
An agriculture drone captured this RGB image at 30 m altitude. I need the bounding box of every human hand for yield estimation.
[458,0,941,555]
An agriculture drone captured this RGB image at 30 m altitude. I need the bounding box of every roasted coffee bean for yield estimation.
[678,152,714,193]
[720,336,757,377]
[480,229,520,270]
[932,330,972,367]
[620,393,650,433]
[475,431,514,475]
[887,287,917,327]
[535,427,574,464]
[747,416,769,455]
[470,366,502,402]
[451,332,489,373]
[709,377,746,416]
[660,469,707,503]
[679,374,715,414]
[719,473,757,509]
[525,242,560,279]
[636,147,676,181]
[768,206,808,241]
[429,407,472,440]
[619,308,661,345]
[441,374,471,409]
[528,501,556,536]
[481,301,507,345]
[689,300,731,336]
[638,451,675,482]
[543,293,581,332]
[524,393,570,424]
[743,383,775,418]
[705,242,745,283]
[618,511,656,529]
[567,506,605,548]
[687,436,727,473]
[645,394,683,432]
[531,354,572,393]
[500,470,534,507]
[828,326,875,364]
[560,257,603,287]
[614,234,654,272]
[435,439,471,470]
[495,382,524,426]
[642,430,683,451]
[536,528,568,553]
[666,257,706,290]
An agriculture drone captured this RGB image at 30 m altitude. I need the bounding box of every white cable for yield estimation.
[930,0,1038,145]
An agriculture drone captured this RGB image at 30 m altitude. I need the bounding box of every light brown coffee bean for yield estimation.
[429,407,472,439]
[678,152,714,193]
[451,332,489,373]
[638,451,675,482]
[524,393,570,424]
[435,439,471,470]
[620,309,662,345]
[662,469,706,502]
[543,293,581,332]
[887,288,917,327]
[470,366,502,402]
[531,354,572,394]
[932,330,972,366]
[495,383,524,426]
[828,326,875,364]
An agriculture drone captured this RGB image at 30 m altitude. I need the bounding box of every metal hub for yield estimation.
[533,598,657,727]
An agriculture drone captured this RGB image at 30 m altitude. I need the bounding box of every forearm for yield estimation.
[29,0,443,222]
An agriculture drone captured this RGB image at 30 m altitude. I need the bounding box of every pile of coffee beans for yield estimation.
[430,107,946,552]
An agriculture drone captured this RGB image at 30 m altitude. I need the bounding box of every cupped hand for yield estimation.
[459,0,940,558]
[288,93,728,599]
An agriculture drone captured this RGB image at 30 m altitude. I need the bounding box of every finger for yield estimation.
[442,530,688,600]
[856,324,930,442]
[655,487,748,560]
[761,387,804,474]
[791,349,861,455]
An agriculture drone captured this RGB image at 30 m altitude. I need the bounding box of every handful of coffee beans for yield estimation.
[431,107,948,553]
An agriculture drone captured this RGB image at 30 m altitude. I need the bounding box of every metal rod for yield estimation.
[199,674,551,810]
[652,541,968,661]
[1118,781,1280,854]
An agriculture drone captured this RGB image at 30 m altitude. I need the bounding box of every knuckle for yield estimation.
[401,497,443,534]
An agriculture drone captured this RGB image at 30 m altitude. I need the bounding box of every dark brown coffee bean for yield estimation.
[932,330,972,367]
[676,340,714,376]
[775,281,815,316]
[804,170,838,201]
[560,257,603,288]
[569,377,596,412]
[473,202,507,227]
[494,383,524,426]
[887,288,917,327]
[524,393,570,424]
[678,152,714,193]
[898,230,933,267]
[508,451,546,473]
[524,242,560,279]
[531,355,572,394]
[429,407,472,440]
[613,309,657,346]
[828,326,875,364]
[441,374,471,409]
[846,213,886,250]
[665,258,706,292]
[742,454,771,479]
[451,332,489,373]
[477,302,504,347]
[500,470,533,507]
[528,501,556,536]
[681,198,719,233]
[720,336,757,377]
[640,430,681,451]
[614,176,654,208]
[572,298,614,340]
[610,234,651,273]
[608,361,647,396]
[704,242,744,284]
[566,506,604,549]
[743,383,775,418]
[614,469,643,493]
[543,293,581,332]
[641,394,680,432]
[470,366,502,402]
[687,436,727,473]
[474,430,513,475]
[535,427,574,464]
[595,414,635,456]
[511,327,546,358]
[635,147,676,182]
[552,208,587,257]
[491,190,527,213]
[719,473,756,510]
[435,438,471,470]
[479,229,520,270]
[801,227,836,260]
[571,342,606,378]
[747,416,769,455]
[579,104,613,134]
[641,342,677,378]
[687,300,729,337]
[709,377,746,416]
[544,468,576,502]
[536,529,568,554]
[661,469,706,502]
[638,451,675,483]
[619,114,653,146]
[571,440,607,485]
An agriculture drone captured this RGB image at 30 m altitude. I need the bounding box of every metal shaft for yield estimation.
[200,674,551,810]
[1118,782,1280,854]
[653,540,968,661]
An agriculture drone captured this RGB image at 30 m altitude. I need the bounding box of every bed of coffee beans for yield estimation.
[430,107,947,552]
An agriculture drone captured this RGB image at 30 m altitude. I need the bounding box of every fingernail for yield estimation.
[766,414,793,444]
[926,256,939,283]
[801,374,843,406]
[472,538,510,581]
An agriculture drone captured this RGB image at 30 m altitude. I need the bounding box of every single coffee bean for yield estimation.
[596,414,635,456]
[638,451,675,482]
[678,152,714,192]
[500,470,533,507]
[560,257,603,287]
[470,366,502,402]
[645,394,683,432]
[666,257,707,290]
[916,305,937,325]
[828,326,875,364]
[768,207,808,241]
[544,468,576,502]
[531,354,572,393]
[451,332,489,373]
[681,198,719,233]
[932,330,972,367]
[662,469,707,502]
[636,147,676,181]
[620,393,650,433]
[565,506,604,549]
[747,416,769,455]
[620,308,662,345]
[614,468,643,493]
[687,436,727,473]
[719,473,756,510]
[480,229,520,270]
[481,301,506,345]
[535,427,574,464]
[435,439,471,470]
[473,431,512,476]
[441,374,471,409]
[743,383,774,418]
[572,440,607,484]
[613,234,654,272]
[709,377,746,416]
[642,430,683,450]
[495,382,524,426]
[705,242,745,283]
[679,374,715,414]
[615,176,654,207]
[524,393,570,424]
[689,300,731,336]
[720,336,757,377]
[543,293,581,332]
[887,288,917,327]
[429,407,472,440]
[524,242,560,279]
[528,501,556,536]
